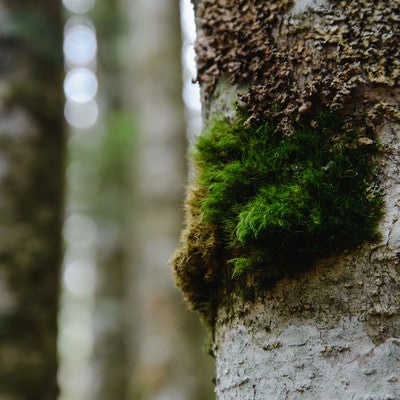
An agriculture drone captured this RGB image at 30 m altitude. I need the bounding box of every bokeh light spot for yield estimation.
[64,68,98,103]
[63,260,96,296]
[64,24,97,66]
[64,99,99,129]
[63,213,98,247]
[62,0,95,14]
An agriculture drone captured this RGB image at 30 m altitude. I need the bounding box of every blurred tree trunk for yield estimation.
[89,2,131,399]
[174,1,400,398]
[120,0,215,399]
[0,2,64,400]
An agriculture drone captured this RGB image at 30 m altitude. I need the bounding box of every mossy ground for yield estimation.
[193,112,382,278]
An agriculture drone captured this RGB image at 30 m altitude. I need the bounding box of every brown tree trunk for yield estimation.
[173,1,400,398]
[0,2,64,399]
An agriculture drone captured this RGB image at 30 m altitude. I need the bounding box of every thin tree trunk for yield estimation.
[173,1,400,398]
[0,2,64,399]
[90,3,130,399]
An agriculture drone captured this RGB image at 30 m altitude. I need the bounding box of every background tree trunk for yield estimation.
[89,2,131,399]
[178,1,400,398]
[0,2,64,399]
[121,0,215,399]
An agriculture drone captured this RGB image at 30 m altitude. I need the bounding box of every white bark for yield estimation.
[291,0,328,14]
[216,317,400,399]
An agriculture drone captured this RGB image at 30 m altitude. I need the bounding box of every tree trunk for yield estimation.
[121,0,215,398]
[0,2,64,399]
[173,1,400,398]
[90,3,130,399]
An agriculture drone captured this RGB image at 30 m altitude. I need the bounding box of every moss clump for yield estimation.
[171,184,221,328]
[194,112,382,277]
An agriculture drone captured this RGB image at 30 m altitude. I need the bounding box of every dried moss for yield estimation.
[172,185,221,327]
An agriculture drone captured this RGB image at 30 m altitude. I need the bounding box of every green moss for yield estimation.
[194,112,382,278]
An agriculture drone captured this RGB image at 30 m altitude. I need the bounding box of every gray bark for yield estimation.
[215,171,400,398]
[0,2,64,399]
[187,0,400,398]
[215,136,400,396]
[214,107,400,400]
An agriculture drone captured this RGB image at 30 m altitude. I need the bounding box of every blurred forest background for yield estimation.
[60,0,214,399]
[0,0,213,398]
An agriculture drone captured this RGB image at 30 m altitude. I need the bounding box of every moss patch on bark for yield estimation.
[196,111,382,276]
[175,0,399,328]
[172,109,382,326]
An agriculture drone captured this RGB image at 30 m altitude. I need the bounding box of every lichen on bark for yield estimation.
[195,0,400,129]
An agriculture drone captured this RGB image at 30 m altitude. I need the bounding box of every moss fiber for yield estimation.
[194,112,382,278]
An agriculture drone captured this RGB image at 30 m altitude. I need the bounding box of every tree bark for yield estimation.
[0,2,64,399]
[175,1,400,398]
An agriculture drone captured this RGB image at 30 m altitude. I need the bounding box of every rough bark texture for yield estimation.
[174,0,400,398]
[0,2,64,399]
[215,186,400,398]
